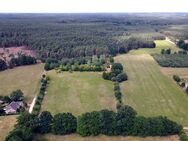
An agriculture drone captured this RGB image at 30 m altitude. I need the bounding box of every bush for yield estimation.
[115,105,137,135]
[173,75,181,83]
[5,127,34,141]
[77,111,102,136]
[52,113,77,135]
[116,73,128,82]
[100,109,116,135]
[180,131,188,141]
[114,91,122,101]
[0,58,7,71]
[10,89,24,101]
[34,111,53,134]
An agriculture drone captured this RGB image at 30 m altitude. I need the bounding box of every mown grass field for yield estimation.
[41,71,116,116]
[115,54,188,126]
[0,64,43,103]
[0,115,17,141]
[129,40,180,55]
[35,134,179,141]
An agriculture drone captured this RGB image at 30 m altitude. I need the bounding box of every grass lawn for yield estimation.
[0,64,44,103]
[129,40,180,55]
[115,54,188,126]
[41,71,116,116]
[0,115,17,141]
[35,134,179,141]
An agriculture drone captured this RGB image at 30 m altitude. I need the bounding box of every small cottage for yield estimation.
[4,101,24,114]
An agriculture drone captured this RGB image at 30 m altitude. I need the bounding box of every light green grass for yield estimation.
[115,54,188,126]
[35,134,179,141]
[129,40,180,55]
[41,71,116,116]
[0,115,17,141]
[0,64,44,103]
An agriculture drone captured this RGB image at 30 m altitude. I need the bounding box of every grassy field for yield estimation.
[161,67,188,81]
[115,54,188,126]
[0,64,43,103]
[35,134,179,141]
[0,115,17,141]
[129,40,180,55]
[41,71,116,116]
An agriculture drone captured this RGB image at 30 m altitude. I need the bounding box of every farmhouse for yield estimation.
[4,101,24,114]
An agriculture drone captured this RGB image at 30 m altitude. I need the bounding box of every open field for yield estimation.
[115,54,188,126]
[41,71,116,116]
[35,134,179,141]
[161,67,188,81]
[0,115,17,141]
[129,40,180,55]
[0,64,43,103]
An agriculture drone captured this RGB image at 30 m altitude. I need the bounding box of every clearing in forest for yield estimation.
[41,71,116,116]
[129,40,180,55]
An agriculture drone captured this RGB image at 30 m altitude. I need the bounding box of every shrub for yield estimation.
[114,91,122,101]
[5,127,34,141]
[77,111,102,136]
[10,89,24,101]
[116,73,128,82]
[0,58,7,71]
[52,113,77,135]
[34,111,53,134]
[100,109,116,135]
[173,75,181,83]
[115,105,137,135]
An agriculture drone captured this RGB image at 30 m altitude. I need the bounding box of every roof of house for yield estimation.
[5,101,24,111]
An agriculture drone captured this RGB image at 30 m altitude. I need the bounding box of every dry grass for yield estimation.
[35,134,179,141]
[0,64,44,103]
[161,67,188,81]
[0,115,17,141]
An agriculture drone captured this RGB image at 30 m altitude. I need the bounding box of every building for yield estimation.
[4,101,24,114]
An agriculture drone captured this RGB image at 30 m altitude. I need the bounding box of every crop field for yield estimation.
[0,64,43,103]
[35,134,179,141]
[129,40,180,55]
[115,54,188,126]
[0,115,17,141]
[41,71,116,116]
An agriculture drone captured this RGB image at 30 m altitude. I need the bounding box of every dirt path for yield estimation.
[29,95,37,113]
[29,70,46,114]
[165,37,176,45]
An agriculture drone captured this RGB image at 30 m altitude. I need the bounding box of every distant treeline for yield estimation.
[0,14,168,61]
[0,54,36,71]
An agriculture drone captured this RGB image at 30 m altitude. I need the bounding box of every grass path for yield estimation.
[115,54,188,126]
[42,71,116,116]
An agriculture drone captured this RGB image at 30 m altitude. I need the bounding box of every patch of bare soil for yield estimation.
[0,46,36,62]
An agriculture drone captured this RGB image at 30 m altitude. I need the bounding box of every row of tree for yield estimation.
[0,54,37,71]
[5,105,182,141]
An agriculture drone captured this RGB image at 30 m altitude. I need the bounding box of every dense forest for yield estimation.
[0,13,177,61]
[0,14,188,61]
